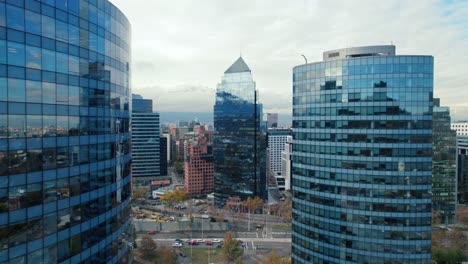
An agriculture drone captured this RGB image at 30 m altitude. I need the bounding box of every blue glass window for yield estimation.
[56,52,68,74]
[8,78,25,102]
[41,15,55,39]
[56,0,67,11]
[26,115,42,138]
[26,46,41,69]
[8,114,25,138]
[68,0,79,14]
[0,3,5,27]
[6,5,25,31]
[42,82,56,104]
[7,42,25,67]
[68,86,79,105]
[89,32,97,52]
[68,25,79,46]
[88,5,97,24]
[68,55,79,75]
[56,20,68,42]
[0,77,6,101]
[42,49,55,72]
[0,40,5,64]
[56,84,68,104]
[25,10,41,35]
[26,80,41,103]
[43,116,56,137]
[0,114,7,139]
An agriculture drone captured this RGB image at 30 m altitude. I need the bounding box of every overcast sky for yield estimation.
[110,0,468,120]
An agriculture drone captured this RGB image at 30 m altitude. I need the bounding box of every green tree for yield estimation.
[174,161,184,175]
[160,188,189,208]
[222,232,243,262]
[432,248,465,264]
[132,188,147,202]
[139,235,157,259]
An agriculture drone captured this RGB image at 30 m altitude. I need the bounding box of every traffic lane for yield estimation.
[135,238,223,249]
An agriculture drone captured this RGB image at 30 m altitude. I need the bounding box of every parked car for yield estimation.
[216,244,222,248]
[188,240,199,245]
[211,239,221,243]
[205,241,213,246]
[147,230,156,235]
[172,242,183,248]
[197,239,205,243]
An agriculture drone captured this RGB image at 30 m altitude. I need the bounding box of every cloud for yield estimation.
[111,0,468,119]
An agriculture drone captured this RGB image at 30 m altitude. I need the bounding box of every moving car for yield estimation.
[205,241,213,246]
[147,230,156,235]
[172,242,183,248]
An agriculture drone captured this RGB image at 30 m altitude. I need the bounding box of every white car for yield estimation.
[197,239,206,243]
[172,242,183,248]
[211,239,221,243]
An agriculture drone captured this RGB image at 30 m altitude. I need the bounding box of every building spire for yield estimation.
[224,56,251,74]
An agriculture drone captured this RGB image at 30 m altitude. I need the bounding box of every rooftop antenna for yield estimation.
[301,54,307,64]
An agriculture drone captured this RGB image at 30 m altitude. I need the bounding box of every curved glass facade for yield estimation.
[213,57,266,206]
[0,1,132,263]
[291,46,433,264]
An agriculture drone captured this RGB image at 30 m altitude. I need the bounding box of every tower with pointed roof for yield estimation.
[213,57,267,206]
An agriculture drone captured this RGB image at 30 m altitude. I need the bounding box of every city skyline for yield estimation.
[110,0,468,120]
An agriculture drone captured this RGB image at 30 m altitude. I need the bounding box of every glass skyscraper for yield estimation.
[292,45,433,263]
[457,136,468,205]
[0,1,132,263]
[432,99,457,224]
[213,57,266,206]
[131,94,161,178]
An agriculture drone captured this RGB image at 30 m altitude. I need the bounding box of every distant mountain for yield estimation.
[160,111,292,126]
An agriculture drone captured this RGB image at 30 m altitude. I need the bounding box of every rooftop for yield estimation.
[224,56,251,74]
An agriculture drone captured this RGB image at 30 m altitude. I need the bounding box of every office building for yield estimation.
[268,128,291,176]
[292,45,433,263]
[131,94,161,178]
[160,136,168,176]
[184,126,214,196]
[432,99,457,224]
[457,136,468,204]
[0,1,132,263]
[213,57,267,206]
[281,136,293,191]
[451,121,468,136]
[266,113,279,128]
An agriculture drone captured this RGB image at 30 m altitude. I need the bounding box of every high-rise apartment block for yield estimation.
[213,57,267,206]
[184,126,214,196]
[0,1,132,263]
[451,121,468,136]
[457,136,468,204]
[292,45,433,263]
[131,94,161,178]
[432,99,457,224]
[281,136,293,191]
[268,128,291,176]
